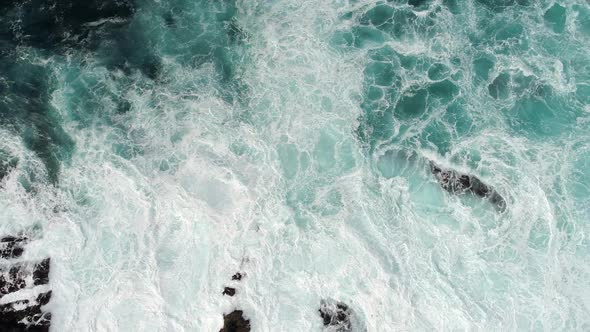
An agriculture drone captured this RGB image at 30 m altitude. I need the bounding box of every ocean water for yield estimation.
[0,0,589,331]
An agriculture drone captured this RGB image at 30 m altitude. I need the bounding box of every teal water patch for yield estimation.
[0,0,247,183]
[0,59,74,183]
[544,3,567,33]
[330,0,590,328]
[333,0,590,152]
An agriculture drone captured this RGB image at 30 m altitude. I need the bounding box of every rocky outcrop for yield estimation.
[0,236,28,260]
[0,259,50,297]
[0,291,52,332]
[0,235,51,331]
[219,310,250,332]
[430,161,506,211]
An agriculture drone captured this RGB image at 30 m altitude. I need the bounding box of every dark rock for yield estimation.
[0,291,52,331]
[0,236,23,243]
[0,236,28,259]
[36,291,52,306]
[1,258,50,297]
[32,258,50,286]
[219,310,250,332]
[429,161,506,211]
[0,254,52,331]
[0,323,49,332]
[319,300,353,331]
[222,287,236,297]
[231,272,242,281]
[1,265,28,297]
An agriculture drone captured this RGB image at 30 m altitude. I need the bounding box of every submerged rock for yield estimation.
[319,299,367,331]
[319,300,353,331]
[429,161,506,211]
[219,310,250,332]
[222,287,236,297]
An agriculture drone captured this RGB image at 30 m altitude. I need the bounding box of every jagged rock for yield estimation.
[231,272,242,281]
[0,291,52,332]
[0,234,52,331]
[429,161,506,211]
[0,265,25,296]
[36,291,52,306]
[219,310,250,332]
[32,258,50,285]
[222,287,236,297]
[0,236,28,259]
[1,258,50,298]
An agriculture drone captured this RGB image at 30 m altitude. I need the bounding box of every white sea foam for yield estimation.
[0,0,589,331]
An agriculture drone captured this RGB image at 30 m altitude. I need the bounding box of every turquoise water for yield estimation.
[0,0,589,330]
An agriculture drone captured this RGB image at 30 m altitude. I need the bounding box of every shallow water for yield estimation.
[1,0,589,331]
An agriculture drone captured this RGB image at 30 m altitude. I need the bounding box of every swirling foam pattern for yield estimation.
[0,0,589,330]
